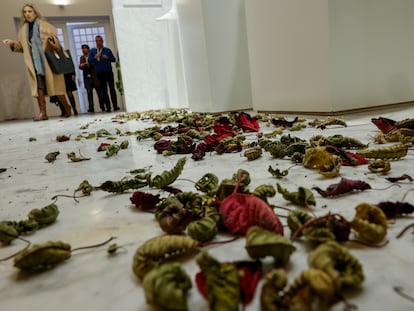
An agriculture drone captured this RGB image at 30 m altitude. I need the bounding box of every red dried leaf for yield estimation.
[385,174,413,183]
[195,260,262,306]
[219,175,284,235]
[130,191,161,212]
[97,142,111,152]
[192,143,207,161]
[376,201,414,219]
[160,185,183,195]
[312,177,371,197]
[235,112,260,132]
[342,151,370,166]
[371,117,397,133]
[153,139,172,153]
[56,135,70,142]
[271,117,298,128]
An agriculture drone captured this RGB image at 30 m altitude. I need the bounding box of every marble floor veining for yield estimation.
[0,107,414,311]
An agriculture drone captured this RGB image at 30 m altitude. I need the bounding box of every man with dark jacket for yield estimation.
[88,36,120,112]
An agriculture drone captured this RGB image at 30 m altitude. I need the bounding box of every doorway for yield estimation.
[49,16,121,114]
[14,16,122,115]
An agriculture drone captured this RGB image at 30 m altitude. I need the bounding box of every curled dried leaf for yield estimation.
[287,210,313,238]
[245,226,296,266]
[14,241,72,271]
[312,177,371,197]
[296,213,351,243]
[142,262,192,311]
[74,180,95,196]
[276,183,316,208]
[284,268,336,310]
[308,240,364,290]
[132,235,199,280]
[0,222,19,245]
[195,173,219,195]
[130,191,161,212]
[187,217,218,243]
[351,203,388,243]
[356,143,408,160]
[150,157,186,189]
[196,251,241,311]
[45,151,60,163]
[368,159,391,174]
[157,203,193,234]
[27,203,59,226]
[260,269,288,311]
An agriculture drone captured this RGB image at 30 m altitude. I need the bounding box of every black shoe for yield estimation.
[114,106,120,111]
[106,109,111,113]
[87,109,95,113]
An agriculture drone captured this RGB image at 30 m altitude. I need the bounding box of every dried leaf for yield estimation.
[284,268,336,310]
[219,176,284,236]
[308,240,364,290]
[245,226,296,266]
[187,217,218,243]
[260,269,288,311]
[195,251,241,311]
[45,151,60,163]
[27,203,59,226]
[14,241,72,271]
[142,263,192,311]
[151,157,186,189]
[351,203,388,243]
[356,143,408,160]
[376,201,414,219]
[312,178,371,197]
[130,191,161,212]
[132,235,199,280]
[276,183,316,208]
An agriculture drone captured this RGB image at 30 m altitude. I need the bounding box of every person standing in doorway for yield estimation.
[64,70,78,115]
[88,35,119,112]
[2,3,71,120]
[79,44,102,113]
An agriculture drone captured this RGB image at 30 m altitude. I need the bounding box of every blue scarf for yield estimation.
[27,18,45,76]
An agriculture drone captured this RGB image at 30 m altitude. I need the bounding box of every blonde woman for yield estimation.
[2,3,71,120]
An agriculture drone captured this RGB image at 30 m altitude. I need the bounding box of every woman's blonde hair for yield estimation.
[21,3,43,23]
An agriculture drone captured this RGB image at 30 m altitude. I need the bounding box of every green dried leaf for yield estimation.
[196,251,241,311]
[287,210,313,238]
[245,226,296,266]
[28,203,59,226]
[276,183,316,208]
[351,203,388,243]
[0,222,19,245]
[14,241,72,271]
[308,240,364,290]
[151,157,187,189]
[260,269,288,311]
[187,217,218,243]
[143,262,192,311]
[132,235,199,280]
[284,268,336,309]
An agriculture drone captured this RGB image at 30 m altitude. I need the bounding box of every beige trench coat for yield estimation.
[11,19,66,97]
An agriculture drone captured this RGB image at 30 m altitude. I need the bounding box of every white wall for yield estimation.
[245,0,332,113]
[0,0,114,121]
[246,0,414,113]
[329,0,414,111]
[112,0,175,112]
[177,0,252,112]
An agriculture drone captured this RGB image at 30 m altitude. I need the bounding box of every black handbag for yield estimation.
[45,49,75,74]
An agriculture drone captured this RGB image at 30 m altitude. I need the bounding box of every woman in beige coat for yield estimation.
[2,3,71,120]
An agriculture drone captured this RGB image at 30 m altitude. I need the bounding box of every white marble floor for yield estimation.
[0,106,413,311]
